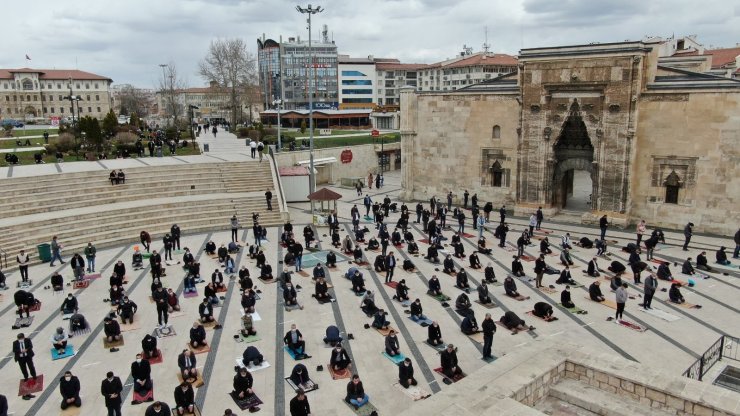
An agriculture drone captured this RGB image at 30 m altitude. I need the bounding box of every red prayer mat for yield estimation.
[18,374,44,396]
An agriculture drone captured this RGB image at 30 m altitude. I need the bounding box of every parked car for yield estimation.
[1,119,24,128]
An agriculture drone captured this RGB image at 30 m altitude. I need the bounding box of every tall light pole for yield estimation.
[272,98,282,151]
[158,64,168,120]
[296,3,323,215]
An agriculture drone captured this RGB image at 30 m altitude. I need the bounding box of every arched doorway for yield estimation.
[552,100,595,211]
[24,105,37,118]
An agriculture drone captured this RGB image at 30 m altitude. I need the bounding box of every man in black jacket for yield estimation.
[174,382,195,416]
[101,371,123,416]
[13,333,37,382]
[145,401,171,416]
[284,324,307,358]
[482,313,496,360]
[233,367,254,401]
[440,344,463,378]
[171,224,181,250]
[59,371,82,409]
[345,374,369,409]
[131,353,153,401]
[290,389,311,416]
[398,358,418,388]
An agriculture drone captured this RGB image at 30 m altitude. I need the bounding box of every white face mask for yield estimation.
[108,377,114,382]
[136,359,142,363]
[65,376,72,381]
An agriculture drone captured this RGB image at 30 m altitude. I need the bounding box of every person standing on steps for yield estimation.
[615,283,628,321]
[249,139,257,158]
[84,242,97,273]
[257,140,265,162]
[683,222,694,251]
[171,224,181,250]
[265,190,273,211]
[230,215,239,243]
[636,220,646,251]
[463,190,469,209]
[482,313,496,360]
[536,206,544,230]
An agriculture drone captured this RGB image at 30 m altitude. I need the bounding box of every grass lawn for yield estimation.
[1,140,201,167]
[10,128,58,137]
[312,134,399,149]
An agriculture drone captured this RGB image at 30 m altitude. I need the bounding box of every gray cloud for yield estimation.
[1,0,736,88]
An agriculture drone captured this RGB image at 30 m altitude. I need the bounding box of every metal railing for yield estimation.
[683,335,740,381]
[267,145,289,218]
[0,247,6,270]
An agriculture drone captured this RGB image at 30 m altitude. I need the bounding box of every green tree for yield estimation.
[102,110,118,138]
[129,112,140,129]
[79,116,105,153]
[300,119,306,134]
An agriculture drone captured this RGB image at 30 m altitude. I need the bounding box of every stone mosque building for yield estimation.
[399,37,740,235]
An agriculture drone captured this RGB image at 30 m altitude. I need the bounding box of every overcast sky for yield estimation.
[3,0,738,88]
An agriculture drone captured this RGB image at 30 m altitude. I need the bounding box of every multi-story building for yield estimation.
[110,84,157,117]
[418,49,517,92]
[0,68,113,121]
[257,29,339,111]
[156,82,261,124]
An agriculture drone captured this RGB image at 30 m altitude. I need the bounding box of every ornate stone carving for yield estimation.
[552,114,561,122]
[608,103,620,113]
[516,127,522,137]
[595,129,603,138]
[543,127,552,140]
[530,104,541,113]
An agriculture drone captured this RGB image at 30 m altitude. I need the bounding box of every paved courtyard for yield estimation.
[0,170,738,415]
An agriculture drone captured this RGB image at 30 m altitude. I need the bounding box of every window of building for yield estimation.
[59,95,63,101]
[51,107,55,113]
[22,79,33,90]
[95,95,100,101]
[88,107,92,112]
[76,83,80,89]
[664,170,681,204]
[49,95,53,101]
[86,95,90,101]
[341,80,371,86]
[26,95,31,101]
[5,96,8,102]
[43,107,47,113]
[57,83,61,89]
[33,95,37,101]
[342,89,373,95]
[60,107,64,113]
[492,125,501,139]
[95,83,99,88]
[97,106,101,112]
[341,70,367,77]
[70,107,74,113]
[85,83,90,89]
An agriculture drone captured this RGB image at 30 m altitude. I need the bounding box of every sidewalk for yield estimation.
[197,128,249,154]
[0,146,45,154]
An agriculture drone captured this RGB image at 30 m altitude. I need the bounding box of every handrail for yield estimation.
[683,335,740,381]
[267,145,289,219]
[0,247,6,270]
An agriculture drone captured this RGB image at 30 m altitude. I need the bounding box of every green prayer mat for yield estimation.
[560,304,586,314]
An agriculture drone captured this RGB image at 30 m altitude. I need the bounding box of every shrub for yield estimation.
[47,133,77,154]
[300,120,306,134]
[238,127,249,138]
[247,130,260,140]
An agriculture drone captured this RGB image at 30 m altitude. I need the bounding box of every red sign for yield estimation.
[371,129,379,137]
[340,149,353,164]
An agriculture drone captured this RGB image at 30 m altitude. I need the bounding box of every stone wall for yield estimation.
[631,91,740,234]
[399,89,520,205]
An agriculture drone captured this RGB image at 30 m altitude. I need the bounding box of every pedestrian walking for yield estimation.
[482,313,496,359]
[257,140,265,162]
[599,215,609,241]
[249,139,257,158]
[265,190,273,211]
[50,236,65,266]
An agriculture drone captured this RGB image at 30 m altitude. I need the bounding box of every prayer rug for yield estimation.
[165,260,181,266]
[51,345,75,360]
[537,287,558,294]
[490,280,504,287]
[176,372,205,388]
[526,311,559,322]
[72,280,89,289]
[328,365,352,380]
[284,303,303,312]
[670,300,701,309]
[474,300,498,309]
[345,401,379,416]
[315,296,333,304]
[103,336,124,348]
[235,358,271,372]
[650,258,669,265]
[71,326,90,337]
[229,391,263,411]
[520,255,536,262]
[382,351,406,365]
[132,386,154,403]
[83,273,102,280]
[284,346,310,360]
[513,275,534,283]
[62,312,74,320]
[461,232,476,238]
[442,271,457,277]
[257,276,277,284]
[174,249,186,254]
[215,286,227,293]
[560,304,587,314]
[495,321,531,333]
[640,307,681,322]
[154,326,176,338]
[393,382,431,401]
[513,294,530,301]
[18,375,44,396]
[384,281,399,289]
[424,340,446,351]
[188,343,211,354]
[583,297,618,309]
[671,279,689,286]
[29,301,41,312]
[142,253,152,259]
[351,260,369,266]
[119,320,141,332]
[201,319,216,328]
[238,311,261,321]
[536,229,553,234]
[375,326,396,337]
[297,270,310,277]
[60,406,81,416]
[13,316,34,328]
[170,406,202,416]
[616,319,648,332]
[427,292,451,302]
[418,238,430,244]
[183,290,199,298]
[398,299,411,307]
[145,350,164,364]
[467,332,485,343]
[433,367,465,382]
[285,377,319,393]
[408,316,434,326]
[238,334,261,343]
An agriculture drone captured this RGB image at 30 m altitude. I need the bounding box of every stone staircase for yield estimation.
[0,159,286,270]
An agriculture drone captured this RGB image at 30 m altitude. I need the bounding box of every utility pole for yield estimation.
[296,4,324,216]
[158,64,168,121]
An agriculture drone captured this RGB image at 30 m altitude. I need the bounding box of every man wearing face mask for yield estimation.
[101,371,123,416]
[145,401,171,416]
[174,382,195,416]
[131,353,153,403]
[60,293,78,315]
[51,327,69,355]
[59,370,82,409]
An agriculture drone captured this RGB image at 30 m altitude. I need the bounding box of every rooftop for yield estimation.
[0,68,112,81]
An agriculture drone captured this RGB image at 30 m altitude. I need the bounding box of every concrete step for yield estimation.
[548,379,676,416]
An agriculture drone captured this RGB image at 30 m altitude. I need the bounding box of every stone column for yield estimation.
[399,86,417,201]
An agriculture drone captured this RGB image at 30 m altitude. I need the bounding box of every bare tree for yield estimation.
[117,85,150,117]
[198,38,257,126]
[159,62,187,126]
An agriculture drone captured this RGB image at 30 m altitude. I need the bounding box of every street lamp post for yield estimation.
[296,3,323,215]
[188,105,199,147]
[272,98,282,151]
